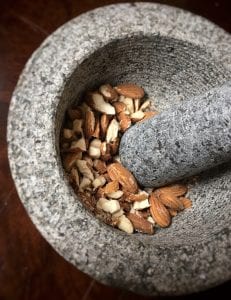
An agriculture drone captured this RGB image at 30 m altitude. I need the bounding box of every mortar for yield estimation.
[7,3,231,296]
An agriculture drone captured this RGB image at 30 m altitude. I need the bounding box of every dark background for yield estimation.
[0,1,230,299]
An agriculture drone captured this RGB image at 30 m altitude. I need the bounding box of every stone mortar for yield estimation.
[7,3,231,296]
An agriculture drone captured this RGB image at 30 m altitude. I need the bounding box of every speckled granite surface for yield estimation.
[7,3,231,296]
[120,83,231,187]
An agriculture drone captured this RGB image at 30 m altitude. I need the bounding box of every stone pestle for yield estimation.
[119,83,231,187]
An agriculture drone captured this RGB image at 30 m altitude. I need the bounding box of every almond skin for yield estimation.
[107,163,138,193]
[118,112,131,132]
[92,115,100,138]
[127,213,154,234]
[109,138,120,156]
[115,83,144,99]
[113,101,127,114]
[125,191,148,202]
[149,193,171,227]
[100,114,110,139]
[168,209,178,217]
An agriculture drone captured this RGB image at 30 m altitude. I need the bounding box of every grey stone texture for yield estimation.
[120,84,231,187]
[7,3,231,296]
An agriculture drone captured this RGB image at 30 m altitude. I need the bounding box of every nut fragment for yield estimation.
[70,168,80,187]
[139,100,151,111]
[96,197,108,210]
[104,180,119,195]
[73,119,83,134]
[118,112,131,132]
[127,213,154,234]
[76,159,94,181]
[107,163,138,193]
[79,177,92,192]
[106,118,119,143]
[169,209,178,217]
[119,97,134,114]
[109,138,120,155]
[113,101,126,114]
[125,191,149,202]
[92,175,106,190]
[133,199,150,210]
[93,159,107,174]
[147,216,155,224]
[88,138,101,159]
[63,152,81,171]
[130,110,145,122]
[84,110,95,138]
[92,115,100,138]
[63,128,73,139]
[100,114,110,139]
[87,92,115,115]
[107,190,124,199]
[99,84,118,101]
[70,138,87,152]
[101,199,120,214]
[115,83,144,99]
[117,215,134,233]
[149,193,171,228]
[134,99,140,112]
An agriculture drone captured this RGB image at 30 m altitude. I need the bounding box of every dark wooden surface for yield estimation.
[0,1,230,299]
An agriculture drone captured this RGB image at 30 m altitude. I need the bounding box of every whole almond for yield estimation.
[115,83,144,99]
[149,193,171,227]
[180,197,192,209]
[84,110,95,138]
[156,184,188,197]
[156,190,184,210]
[127,213,154,234]
[107,163,138,193]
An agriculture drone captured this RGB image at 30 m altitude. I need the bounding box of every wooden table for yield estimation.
[0,1,230,299]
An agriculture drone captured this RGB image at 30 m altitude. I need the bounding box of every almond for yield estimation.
[139,100,151,111]
[133,199,150,210]
[106,118,119,143]
[73,119,83,134]
[134,98,140,112]
[119,97,134,114]
[107,163,138,193]
[147,216,155,224]
[70,138,87,152]
[109,138,120,155]
[149,193,171,227]
[88,138,101,159]
[79,177,92,192]
[92,175,106,190]
[118,112,131,132]
[92,115,100,138]
[87,92,115,115]
[107,190,124,199]
[96,197,108,210]
[93,159,107,174]
[70,168,80,187]
[156,184,188,197]
[104,180,119,194]
[156,190,184,210]
[138,111,158,123]
[130,110,145,122]
[84,110,95,138]
[127,213,154,234]
[113,101,126,114]
[168,209,178,217]
[100,142,111,161]
[63,128,73,139]
[100,114,110,139]
[115,83,144,99]
[76,159,94,181]
[82,154,93,166]
[96,187,105,198]
[99,84,118,102]
[63,152,81,171]
[67,108,82,120]
[101,199,120,214]
[125,191,149,202]
[117,215,134,233]
[180,197,192,209]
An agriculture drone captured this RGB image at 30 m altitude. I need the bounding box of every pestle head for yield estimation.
[119,83,231,188]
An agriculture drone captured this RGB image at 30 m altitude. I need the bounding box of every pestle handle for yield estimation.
[119,83,231,187]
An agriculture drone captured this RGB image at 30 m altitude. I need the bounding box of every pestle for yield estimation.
[119,83,231,187]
